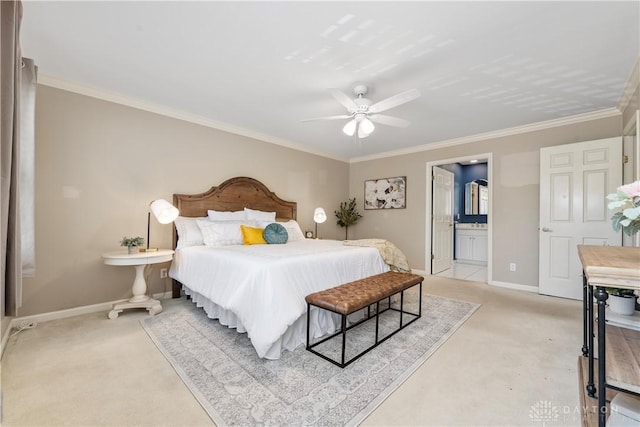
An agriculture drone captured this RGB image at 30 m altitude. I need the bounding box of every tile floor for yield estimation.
[435,261,487,282]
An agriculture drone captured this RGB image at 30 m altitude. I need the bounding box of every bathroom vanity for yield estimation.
[455,223,487,265]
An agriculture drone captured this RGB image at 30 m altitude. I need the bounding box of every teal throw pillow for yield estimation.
[263,222,288,244]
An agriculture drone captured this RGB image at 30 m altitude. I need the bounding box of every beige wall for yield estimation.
[21,85,349,316]
[348,116,622,288]
[19,83,635,316]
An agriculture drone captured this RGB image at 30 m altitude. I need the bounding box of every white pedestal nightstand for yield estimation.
[102,249,174,319]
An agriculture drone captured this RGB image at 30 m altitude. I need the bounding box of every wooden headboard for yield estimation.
[171,177,297,297]
[173,176,297,221]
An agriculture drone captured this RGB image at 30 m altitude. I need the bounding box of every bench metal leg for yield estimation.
[341,314,347,366]
[375,301,380,344]
[306,280,423,368]
[306,303,311,349]
[400,290,404,328]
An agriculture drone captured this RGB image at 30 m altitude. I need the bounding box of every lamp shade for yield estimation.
[343,115,375,138]
[359,118,374,137]
[342,119,357,136]
[313,207,327,224]
[149,199,179,224]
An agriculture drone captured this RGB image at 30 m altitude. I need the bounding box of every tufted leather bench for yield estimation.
[305,271,424,368]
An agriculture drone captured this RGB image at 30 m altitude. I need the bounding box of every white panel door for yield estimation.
[432,166,454,274]
[539,137,622,299]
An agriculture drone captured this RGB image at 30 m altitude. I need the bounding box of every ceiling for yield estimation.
[20,1,639,162]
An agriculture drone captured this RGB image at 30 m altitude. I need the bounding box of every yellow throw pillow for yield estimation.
[240,225,267,245]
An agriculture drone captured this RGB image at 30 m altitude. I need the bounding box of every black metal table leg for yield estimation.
[587,283,596,397]
[595,286,608,427]
[582,271,589,357]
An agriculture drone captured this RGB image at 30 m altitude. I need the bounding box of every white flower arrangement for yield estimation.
[607,181,640,237]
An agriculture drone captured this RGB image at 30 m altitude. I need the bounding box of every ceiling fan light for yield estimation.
[358,126,372,139]
[360,118,375,135]
[343,119,356,136]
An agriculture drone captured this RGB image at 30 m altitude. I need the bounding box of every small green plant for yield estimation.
[120,236,145,247]
[335,198,363,240]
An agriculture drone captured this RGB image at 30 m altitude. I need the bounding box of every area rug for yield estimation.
[141,293,479,426]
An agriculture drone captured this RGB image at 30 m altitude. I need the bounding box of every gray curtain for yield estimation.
[1,0,24,317]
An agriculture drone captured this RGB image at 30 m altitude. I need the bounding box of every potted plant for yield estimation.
[608,288,638,316]
[335,198,363,240]
[120,236,145,254]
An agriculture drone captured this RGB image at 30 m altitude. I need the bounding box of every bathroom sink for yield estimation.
[455,223,487,230]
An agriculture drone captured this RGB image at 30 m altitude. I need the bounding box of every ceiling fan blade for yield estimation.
[369,114,411,128]
[368,89,421,114]
[329,88,358,111]
[300,114,352,122]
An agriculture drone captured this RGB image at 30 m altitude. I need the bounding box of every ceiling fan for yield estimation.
[302,85,421,140]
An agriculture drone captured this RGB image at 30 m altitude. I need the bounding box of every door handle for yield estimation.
[541,227,552,232]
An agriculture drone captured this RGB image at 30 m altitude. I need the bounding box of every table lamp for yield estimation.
[313,207,327,239]
[141,199,179,252]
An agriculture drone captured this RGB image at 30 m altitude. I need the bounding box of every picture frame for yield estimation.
[364,176,406,209]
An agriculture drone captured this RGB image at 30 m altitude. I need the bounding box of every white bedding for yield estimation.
[169,239,389,359]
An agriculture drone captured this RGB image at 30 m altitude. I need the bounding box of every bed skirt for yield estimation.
[183,286,346,359]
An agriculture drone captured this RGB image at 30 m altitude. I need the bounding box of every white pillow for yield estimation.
[279,220,305,242]
[174,216,205,249]
[197,219,255,247]
[244,207,276,222]
[207,209,247,221]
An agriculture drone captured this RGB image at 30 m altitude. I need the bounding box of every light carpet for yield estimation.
[141,293,479,426]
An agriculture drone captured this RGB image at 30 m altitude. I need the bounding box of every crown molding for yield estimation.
[37,74,348,163]
[38,74,625,165]
[349,108,621,163]
[617,56,640,113]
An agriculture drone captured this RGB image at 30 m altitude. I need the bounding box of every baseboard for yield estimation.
[153,291,174,300]
[488,280,538,293]
[9,300,128,326]
[1,318,15,359]
[411,269,427,276]
[1,290,175,359]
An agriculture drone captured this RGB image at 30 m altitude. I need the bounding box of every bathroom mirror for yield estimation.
[464,182,478,215]
[465,180,488,215]
[479,185,488,215]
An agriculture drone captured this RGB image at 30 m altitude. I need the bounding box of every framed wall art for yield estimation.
[364,176,406,209]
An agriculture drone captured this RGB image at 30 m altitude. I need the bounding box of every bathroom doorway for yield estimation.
[426,154,492,283]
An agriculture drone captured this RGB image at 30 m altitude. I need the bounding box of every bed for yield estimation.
[168,177,389,359]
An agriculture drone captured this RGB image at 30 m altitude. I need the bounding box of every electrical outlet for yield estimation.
[160,268,168,279]
[19,320,36,329]
[509,263,516,272]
